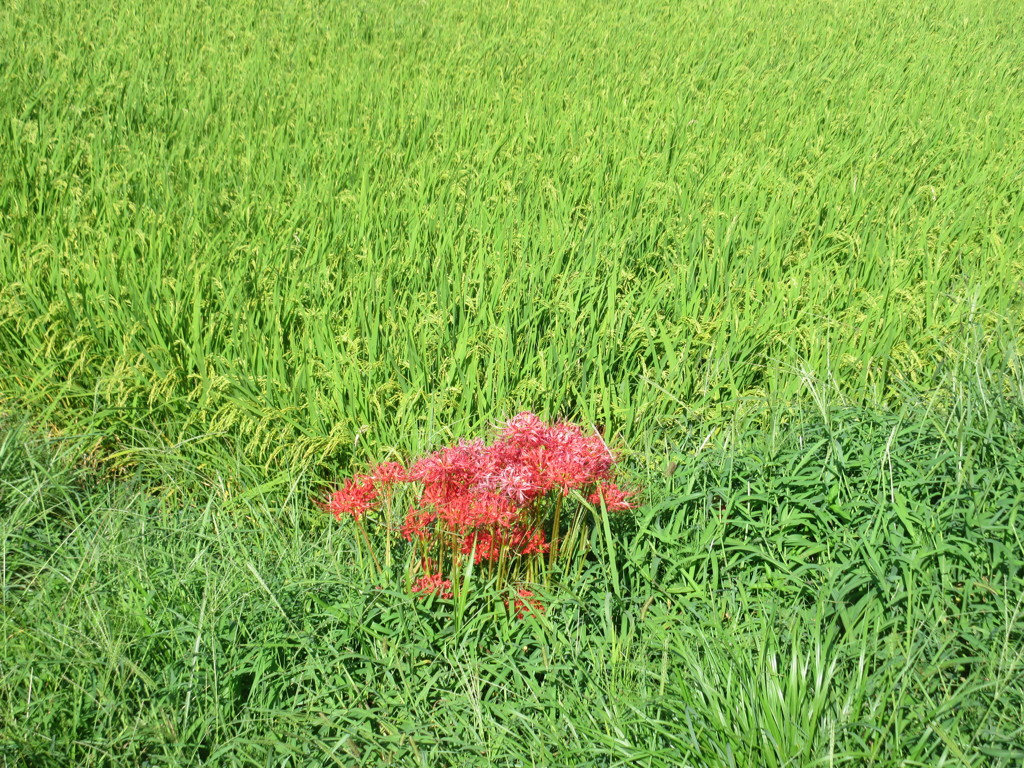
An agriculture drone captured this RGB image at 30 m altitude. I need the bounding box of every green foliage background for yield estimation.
[2,0,1022,473]
[1,0,1022,764]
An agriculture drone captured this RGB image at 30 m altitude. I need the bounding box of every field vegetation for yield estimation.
[2,0,1022,764]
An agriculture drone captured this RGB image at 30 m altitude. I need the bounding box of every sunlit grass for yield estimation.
[1,0,1023,763]
[2,0,1022,476]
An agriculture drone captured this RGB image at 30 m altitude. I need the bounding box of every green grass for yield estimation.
[2,373,1022,765]
[2,0,1024,763]
[2,0,1023,474]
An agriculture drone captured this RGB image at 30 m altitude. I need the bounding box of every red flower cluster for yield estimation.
[325,412,638,610]
[411,573,453,600]
[327,413,634,528]
[324,473,379,521]
[323,463,409,521]
[587,482,636,512]
[461,526,549,565]
[399,412,635,541]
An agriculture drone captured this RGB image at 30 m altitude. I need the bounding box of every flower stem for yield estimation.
[355,518,382,576]
[548,493,564,570]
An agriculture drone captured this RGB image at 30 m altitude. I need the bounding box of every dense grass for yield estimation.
[2,0,1023,474]
[3,370,1023,765]
[2,0,1024,763]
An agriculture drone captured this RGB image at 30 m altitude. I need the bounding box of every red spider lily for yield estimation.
[326,411,639,610]
[490,414,615,496]
[324,473,378,521]
[587,482,637,512]
[514,526,549,555]
[400,506,436,541]
[370,461,408,484]
[409,439,491,500]
[460,526,548,564]
[434,491,519,531]
[484,463,541,505]
[411,573,452,600]
[500,411,548,445]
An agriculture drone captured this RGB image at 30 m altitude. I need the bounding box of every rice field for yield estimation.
[1,0,1023,764]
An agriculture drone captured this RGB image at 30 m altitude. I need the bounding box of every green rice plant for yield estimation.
[2,0,1022,475]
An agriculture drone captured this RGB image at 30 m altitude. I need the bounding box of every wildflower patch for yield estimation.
[323,412,637,616]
